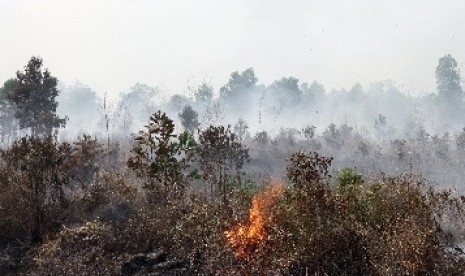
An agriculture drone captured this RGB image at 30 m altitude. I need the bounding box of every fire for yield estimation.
[225,180,284,259]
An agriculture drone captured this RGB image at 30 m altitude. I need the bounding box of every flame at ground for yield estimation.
[225,180,284,259]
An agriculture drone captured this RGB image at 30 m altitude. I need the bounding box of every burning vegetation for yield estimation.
[225,180,284,259]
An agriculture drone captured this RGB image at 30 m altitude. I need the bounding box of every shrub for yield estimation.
[196,125,249,204]
[127,111,196,204]
[0,136,73,244]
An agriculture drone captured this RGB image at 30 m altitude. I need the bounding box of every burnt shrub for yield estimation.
[196,125,249,204]
[0,134,106,245]
[0,136,73,244]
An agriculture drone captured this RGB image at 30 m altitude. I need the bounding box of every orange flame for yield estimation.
[225,180,284,259]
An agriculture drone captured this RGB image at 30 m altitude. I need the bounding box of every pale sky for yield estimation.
[1,0,464,97]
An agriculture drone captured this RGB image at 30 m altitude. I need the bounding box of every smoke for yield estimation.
[50,64,465,191]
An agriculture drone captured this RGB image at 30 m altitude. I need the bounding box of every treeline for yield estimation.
[3,55,464,145]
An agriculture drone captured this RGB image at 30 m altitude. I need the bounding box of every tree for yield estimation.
[234,118,249,140]
[267,77,303,108]
[0,79,19,143]
[197,125,249,203]
[348,83,364,101]
[117,83,159,122]
[194,83,213,105]
[436,54,463,103]
[202,101,223,126]
[219,68,258,102]
[167,94,192,113]
[179,105,200,132]
[302,125,316,140]
[301,81,326,102]
[374,113,387,134]
[8,56,66,136]
[254,130,269,145]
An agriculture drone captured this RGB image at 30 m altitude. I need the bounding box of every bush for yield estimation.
[0,136,73,244]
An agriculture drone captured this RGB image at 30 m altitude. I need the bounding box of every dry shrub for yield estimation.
[0,135,105,245]
[76,170,139,222]
[170,182,265,275]
[28,221,122,275]
[0,174,30,245]
[271,167,465,275]
[0,137,73,244]
[172,195,231,274]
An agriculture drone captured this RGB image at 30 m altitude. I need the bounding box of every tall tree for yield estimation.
[194,83,213,105]
[219,68,258,102]
[301,80,326,104]
[436,54,463,103]
[9,56,66,136]
[167,94,192,113]
[0,79,19,142]
[348,83,364,101]
[114,83,158,134]
[267,77,302,107]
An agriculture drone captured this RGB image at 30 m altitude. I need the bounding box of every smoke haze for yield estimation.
[1,0,465,96]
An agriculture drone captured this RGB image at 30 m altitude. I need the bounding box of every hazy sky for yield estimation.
[1,0,464,97]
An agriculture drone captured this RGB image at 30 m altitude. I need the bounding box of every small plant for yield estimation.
[337,167,364,188]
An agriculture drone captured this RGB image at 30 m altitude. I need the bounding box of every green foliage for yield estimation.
[127,111,195,202]
[8,56,66,136]
[337,167,364,188]
[219,68,257,101]
[178,104,200,132]
[0,134,105,245]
